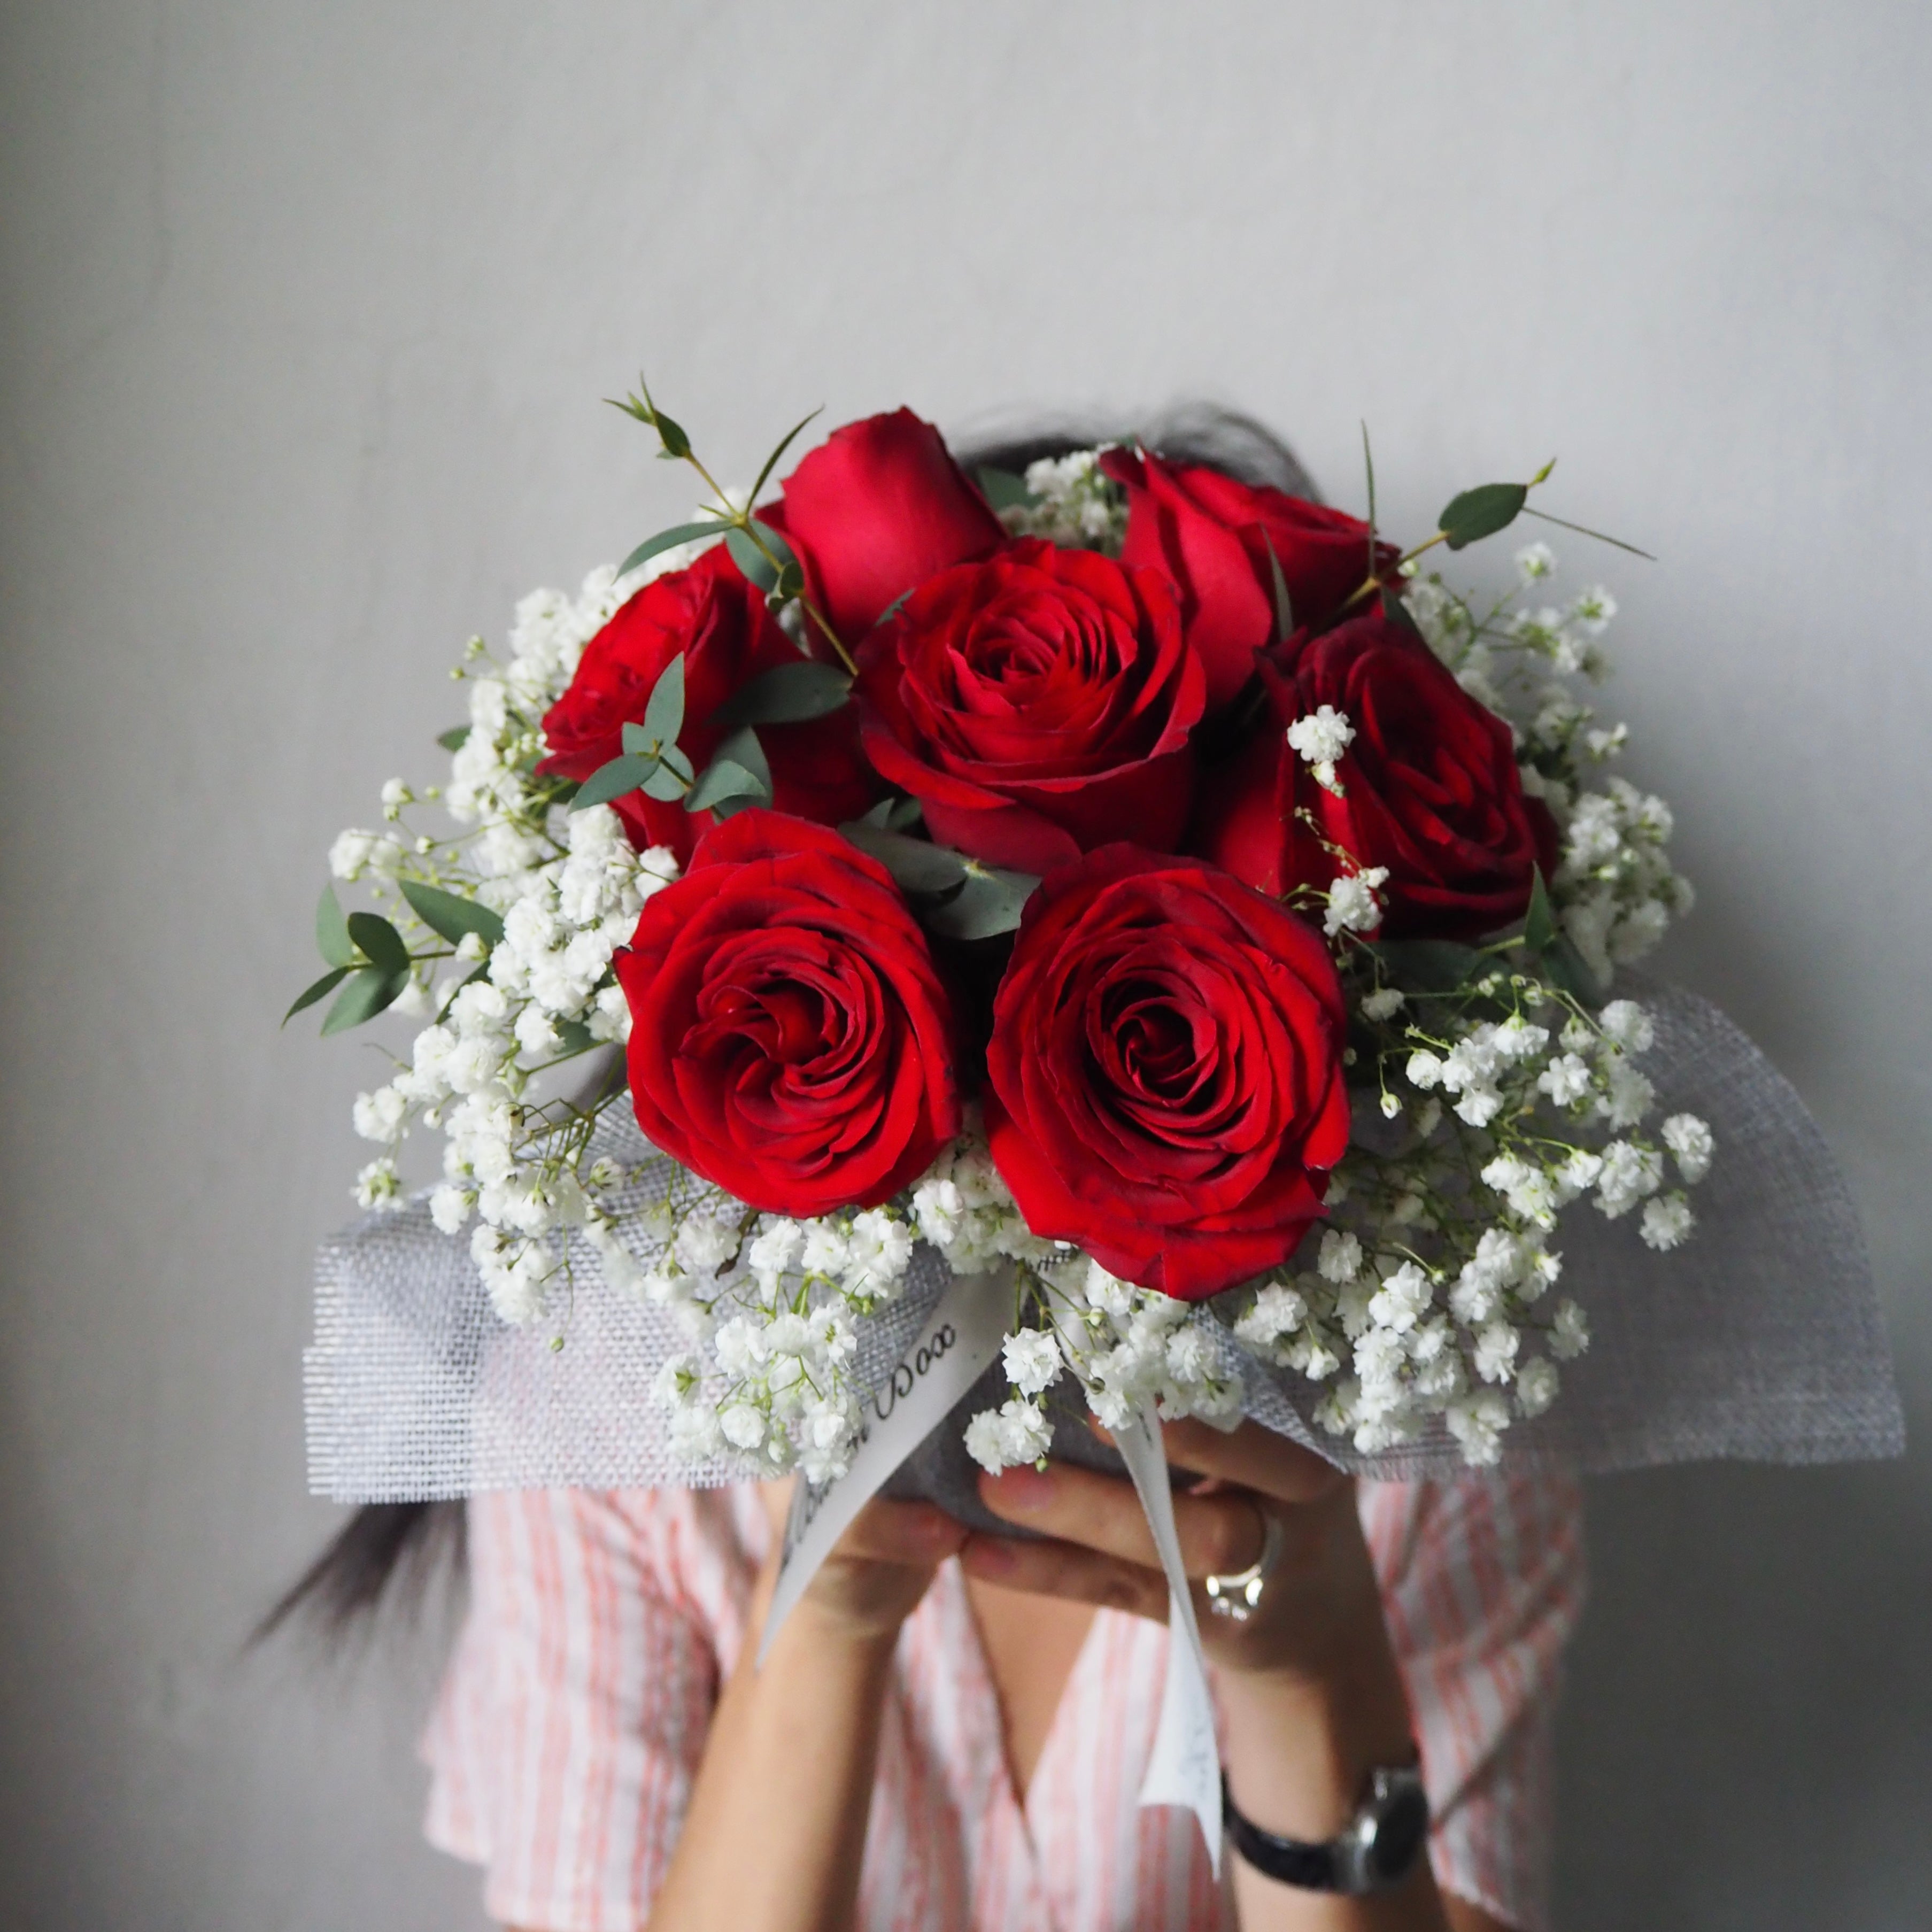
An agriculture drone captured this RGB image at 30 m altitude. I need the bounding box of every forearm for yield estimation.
[647,1600,897,1932]
[1220,1614,1450,1931]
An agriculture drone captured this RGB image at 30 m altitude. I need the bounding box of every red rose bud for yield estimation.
[539,546,877,862]
[1101,449,1399,708]
[854,539,1207,875]
[615,810,961,1217]
[1197,610,1559,941]
[984,845,1349,1301]
[756,408,1007,646]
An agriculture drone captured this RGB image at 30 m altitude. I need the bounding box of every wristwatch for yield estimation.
[1223,1760,1430,1894]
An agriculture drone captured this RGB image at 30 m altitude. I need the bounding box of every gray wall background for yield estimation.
[2,3,1927,1926]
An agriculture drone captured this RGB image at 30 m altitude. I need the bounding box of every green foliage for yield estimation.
[976,466,1038,511]
[283,965,350,1025]
[748,407,824,506]
[923,865,1038,940]
[1439,482,1528,551]
[346,910,408,977]
[575,754,659,811]
[642,653,686,747]
[709,662,852,730]
[321,964,409,1035]
[1371,939,1486,992]
[686,726,773,812]
[315,884,355,968]
[1261,530,1295,642]
[1522,869,1557,954]
[839,821,969,894]
[400,878,505,949]
[725,522,798,594]
[616,520,725,579]
[436,724,471,752]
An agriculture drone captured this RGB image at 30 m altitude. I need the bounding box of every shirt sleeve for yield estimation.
[421,1486,751,1932]
[1364,1467,1586,1932]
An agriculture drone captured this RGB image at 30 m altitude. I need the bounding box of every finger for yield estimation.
[836,1496,966,1567]
[1156,1416,1345,1505]
[978,1462,1265,1581]
[959,1532,1169,1622]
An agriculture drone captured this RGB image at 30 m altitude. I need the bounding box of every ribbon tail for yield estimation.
[1113,1398,1224,1873]
[759,1265,1011,1662]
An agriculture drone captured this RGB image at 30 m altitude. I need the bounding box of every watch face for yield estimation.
[1366,1781,1431,1883]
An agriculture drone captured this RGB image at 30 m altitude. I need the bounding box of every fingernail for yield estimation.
[987,1464,1053,1510]
[969,1537,1018,1575]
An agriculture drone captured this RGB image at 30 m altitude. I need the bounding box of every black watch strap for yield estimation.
[1222,1775,1342,1889]
[1222,1762,1431,1895]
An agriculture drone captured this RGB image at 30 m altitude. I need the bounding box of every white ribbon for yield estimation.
[759,1266,1011,1661]
[1111,1398,1224,1871]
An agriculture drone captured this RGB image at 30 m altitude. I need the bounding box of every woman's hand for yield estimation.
[959,1416,1378,1684]
[960,1419,1463,1927]
[754,1483,965,1647]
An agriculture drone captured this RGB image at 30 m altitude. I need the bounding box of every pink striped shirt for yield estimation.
[423,1471,1582,1931]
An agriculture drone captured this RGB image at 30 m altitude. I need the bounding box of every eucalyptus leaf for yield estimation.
[616,519,725,579]
[885,794,924,831]
[748,406,824,506]
[621,720,658,755]
[1261,530,1295,642]
[922,866,1038,940]
[400,878,505,949]
[551,1018,597,1057]
[684,757,769,812]
[574,753,659,811]
[652,411,691,460]
[640,759,692,801]
[643,653,686,746]
[436,724,470,753]
[660,742,695,785]
[316,883,354,968]
[1544,934,1607,1009]
[726,522,798,592]
[976,466,1038,511]
[283,965,350,1026]
[715,726,770,791]
[346,910,409,977]
[321,964,409,1035]
[1522,869,1557,954]
[1439,482,1527,551]
[839,821,969,894]
[1379,586,1425,640]
[873,588,914,629]
[709,661,852,730]
[1371,939,1485,993]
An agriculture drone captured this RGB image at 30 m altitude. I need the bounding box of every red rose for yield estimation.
[1101,449,1399,708]
[854,539,1207,874]
[538,546,876,862]
[756,408,1008,647]
[615,810,961,1216]
[1197,610,1559,940]
[984,845,1349,1300]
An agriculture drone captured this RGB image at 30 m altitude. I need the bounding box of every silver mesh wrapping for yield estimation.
[306,978,1902,1502]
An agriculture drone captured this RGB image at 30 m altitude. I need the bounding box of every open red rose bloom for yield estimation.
[547,406,1554,1301]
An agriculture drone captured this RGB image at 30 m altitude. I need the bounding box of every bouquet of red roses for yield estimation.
[299,389,1707,1478]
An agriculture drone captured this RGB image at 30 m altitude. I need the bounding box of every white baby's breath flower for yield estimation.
[1287,706,1355,794]
[1660,1113,1714,1184]
[1640,1193,1695,1251]
[1002,1328,1062,1397]
[1515,541,1557,581]
[1323,867,1388,938]
[1360,986,1405,1022]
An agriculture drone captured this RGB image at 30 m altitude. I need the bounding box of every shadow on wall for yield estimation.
[1556,1375,1931,1930]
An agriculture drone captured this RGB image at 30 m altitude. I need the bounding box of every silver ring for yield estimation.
[1203,1509,1285,1622]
